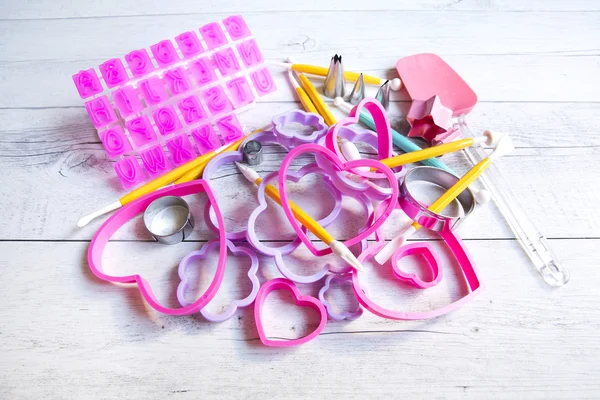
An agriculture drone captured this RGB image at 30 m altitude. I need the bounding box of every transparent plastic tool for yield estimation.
[459,119,570,286]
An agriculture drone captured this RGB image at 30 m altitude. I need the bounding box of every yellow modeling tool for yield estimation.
[77,132,260,228]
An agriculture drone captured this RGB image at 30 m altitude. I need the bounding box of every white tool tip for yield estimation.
[489,134,514,161]
[482,130,505,146]
[374,226,416,264]
[235,161,260,183]
[333,97,353,113]
[77,200,121,228]
[389,78,402,91]
[330,240,364,272]
[77,216,92,228]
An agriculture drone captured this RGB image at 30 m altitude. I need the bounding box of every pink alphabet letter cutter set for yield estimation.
[72,15,277,189]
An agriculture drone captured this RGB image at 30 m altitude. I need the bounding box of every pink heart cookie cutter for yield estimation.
[177,239,259,322]
[87,180,227,316]
[352,227,482,320]
[277,143,398,258]
[246,163,344,283]
[391,242,443,289]
[316,125,405,201]
[349,194,482,320]
[254,278,327,347]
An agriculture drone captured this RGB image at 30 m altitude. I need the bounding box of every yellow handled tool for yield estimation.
[77,131,260,228]
[380,131,500,169]
[297,74,337,127]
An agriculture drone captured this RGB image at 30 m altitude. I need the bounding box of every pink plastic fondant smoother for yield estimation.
[71,15,276,190]
[396,53,478,116]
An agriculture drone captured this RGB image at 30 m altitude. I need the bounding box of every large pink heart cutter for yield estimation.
[278,143,398,258]
[254,278,327,347]
[87,180,227,316]
[352,226,482,320]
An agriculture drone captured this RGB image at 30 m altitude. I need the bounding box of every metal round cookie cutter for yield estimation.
[143,196,195,244]
[399,166,476,232]
[243,140,263,165]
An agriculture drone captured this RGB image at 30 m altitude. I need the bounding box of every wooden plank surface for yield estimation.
[1,0,599,398]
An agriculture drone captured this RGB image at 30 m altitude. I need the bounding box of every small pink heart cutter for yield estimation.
[391,242,443,289]
[254,278,327,347]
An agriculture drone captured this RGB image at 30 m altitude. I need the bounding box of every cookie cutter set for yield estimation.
[87,98,487,347]
[79,17,568,347]
[72,15,276,189]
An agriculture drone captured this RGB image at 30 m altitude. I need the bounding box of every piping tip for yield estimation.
[375,79,391,109]
[345,73,365,105]
[323,54,346,99]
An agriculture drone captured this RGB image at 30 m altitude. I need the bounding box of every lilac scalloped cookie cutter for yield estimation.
[391,242,442,289]
[271,109,328,147]
[318,274,364,321]
[202,115,329,240]
[87,180,227,316]
[246,163,345,283]
[254,278,327,347]
[177,239,259,322]
[316,125,405,201]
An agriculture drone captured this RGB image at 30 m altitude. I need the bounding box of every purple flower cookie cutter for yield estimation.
[271,109,328,148]
[318,274,364,321]
[177,239,259,322]
[201,110,330,240]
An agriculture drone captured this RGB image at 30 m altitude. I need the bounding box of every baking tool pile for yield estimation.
[73,15,569,347]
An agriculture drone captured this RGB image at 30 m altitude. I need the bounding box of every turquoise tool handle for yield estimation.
[358,110,455,174]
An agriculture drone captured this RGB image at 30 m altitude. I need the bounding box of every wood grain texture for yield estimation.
[4,0,600,19]
[1,240,599,399]
[1,0,599,398]
[0,11,598,107]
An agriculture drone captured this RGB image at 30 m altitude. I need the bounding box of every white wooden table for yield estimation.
[2,1,599,398]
